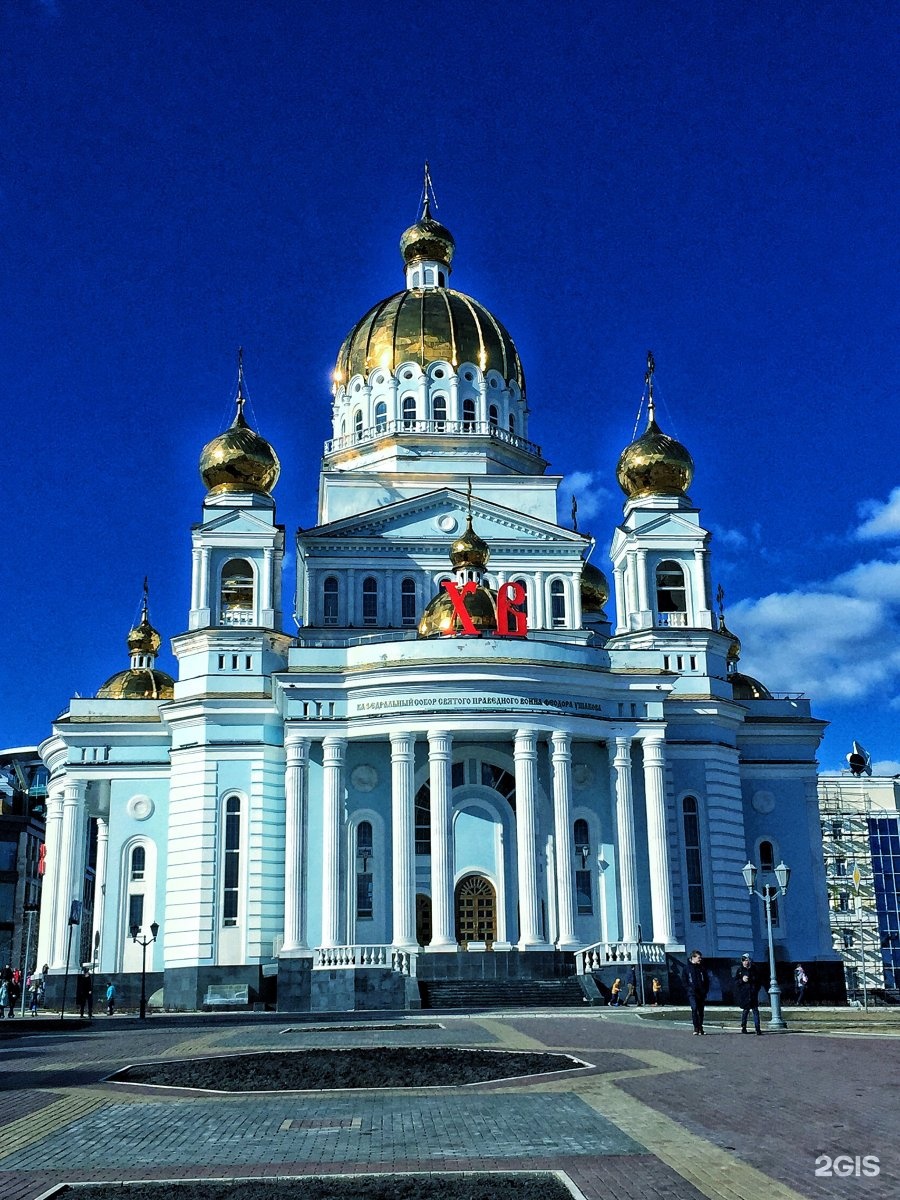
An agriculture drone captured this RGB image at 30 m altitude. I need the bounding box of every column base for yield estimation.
[279,946,313,960]
[555,939,582,952]
[517,940,555,952]
[425,939,460,952]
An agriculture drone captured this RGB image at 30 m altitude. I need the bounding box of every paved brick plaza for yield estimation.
[1,1007,897,1200]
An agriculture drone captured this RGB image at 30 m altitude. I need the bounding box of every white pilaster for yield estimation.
[613,736,640,942]
[613,564,626,635]
[36,790,64,972]
[550,731,579,949]
[282,735,311,955]
[642,736,676,944]
[320,736,346,948]
[514,729,547,948]
[91,818,109,970]
[390,732,417,949]
[427,730,456,949]
[52,780,88,971]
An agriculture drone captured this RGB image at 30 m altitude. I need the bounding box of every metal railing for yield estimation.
[314,945,416,975]
[325,418,542,459]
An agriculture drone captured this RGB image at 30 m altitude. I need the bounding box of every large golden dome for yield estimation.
[616,417,694,500]
[581,561,610,614]
[200,399,280,497]
[97,667,175,700]
[335,288,525,391]
[730,672,772,700]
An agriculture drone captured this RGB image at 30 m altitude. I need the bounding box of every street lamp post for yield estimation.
[20,904,38,1018]
[742,860,791,1032]
[130,921,159,1020]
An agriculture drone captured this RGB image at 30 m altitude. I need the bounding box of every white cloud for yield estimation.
[871,760,900,776]
[711,524,748,551]
[558,471,612,528]
[856,487,900,541]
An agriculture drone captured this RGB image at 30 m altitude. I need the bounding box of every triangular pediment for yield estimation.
[195,508,280,537]
[302,488,587,547]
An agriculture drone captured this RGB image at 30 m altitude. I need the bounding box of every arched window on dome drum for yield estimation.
[682,796,705,923]
[220,559,254,626]
[362,576,378,626]
[433,394,447,431]
[508,413,516,434]
[511,577,529,617]
[402,395,416,429]
[401,577,417,626]
[356,821,373,920]
[354,408,363,440]
[462,398,476,431]
[323,576,339,626]
[489,404,499,427]
[374,401,387,433]
[550,578,566,627]
[223,795,240,927]
[130,845,145,882]
[424,267,435,285]
[656,561,687,624]
[438,271,446,286]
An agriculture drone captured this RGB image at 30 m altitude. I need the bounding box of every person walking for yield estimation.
[735,953,762,1034]
[28,973,43,1016]
[651,976,663,1006]
[625,966,638,1005]
[105,982,117,1016]
[794,964,808,1005]
[75,968,93,1019]
[0,979,8,1019]
[684,949,710,1035]
[609,976,622,1006]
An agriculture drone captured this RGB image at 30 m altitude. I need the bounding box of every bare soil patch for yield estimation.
[113,1047,584,1091]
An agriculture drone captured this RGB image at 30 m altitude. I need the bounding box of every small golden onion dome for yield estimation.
[199,404,280,497]
[335,288,525,392]
[718,617,741,665]
[96,668,175,700]
[126,609,161,657]
[730,672,773,701]
[581,561,610,614]
[450,518,490,570]
[399,203,456,267]
[417,584,498,638]
[616,418,694,500]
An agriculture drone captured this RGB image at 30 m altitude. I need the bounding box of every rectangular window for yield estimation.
[223,798,240,927]
[356,873,373,919]
[575,869,593,915]
[128,893,144,934]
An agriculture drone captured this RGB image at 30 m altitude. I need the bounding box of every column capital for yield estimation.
[285,735,311,763]
[390,730,416,755]
[550,730,571,757]
[322,735,347,759]
[514,728,539,757]
[613,734,632,762]
[641,735,666,762]
[427,729,453,756]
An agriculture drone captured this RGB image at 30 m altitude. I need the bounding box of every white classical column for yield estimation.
[320,736,346,949]
[514,729,545,948]
[36,790,64,972]
[626,551,640,619]
[90,817,109,970]
[282,735,311,955]
[642,736,676,945]
[191,547,202,610]
[692,547,711,626]
[612,736,639,942]
[532,571,545,629]
[52,780,88,970]
[390,731,417,949]
[550,731,579,949]
[613,564,627,634]
[636,548,650,619]
[199,547,211,611]
[261,547,274,618]
[427,730,456,949]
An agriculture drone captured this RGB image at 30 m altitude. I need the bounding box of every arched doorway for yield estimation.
[455,874,497,947]
[415,893,432,946]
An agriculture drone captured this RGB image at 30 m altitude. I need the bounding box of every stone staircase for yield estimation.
[418,975,590,1010]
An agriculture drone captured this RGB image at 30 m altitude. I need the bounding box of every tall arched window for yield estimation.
[550,579,566,627]
[323,576,339,626]
[488,404,499,427]
[682,796,705,923]
[508,413,516,434]
[402,395,416,428]
[573,819,592,914]
[462,398,476,431]
[220,559,254,626]
[433,394,447,430]
[656,561,687,624]
[223,796,240,927]
[130,845,145,881]
[362,576,378,625]
[356,820,373,919]
[510,577,529,617]
[401,577,417,626]
[415,782,431,855]
[374,401,387,432]
[354,408,363,440]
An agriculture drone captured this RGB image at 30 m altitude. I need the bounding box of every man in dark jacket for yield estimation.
[684,950,710,1035]
[735,953,762,1034]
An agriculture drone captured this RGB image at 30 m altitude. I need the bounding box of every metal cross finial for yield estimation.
[645,350,656,423]
[716,583,725,619]
[466,476,473,521]
[141,576,149,620]
[236,347,246,411]
[571,495,578,532]
[422,160,439,218]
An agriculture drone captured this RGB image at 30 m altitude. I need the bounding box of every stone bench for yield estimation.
[203,983,250,1009]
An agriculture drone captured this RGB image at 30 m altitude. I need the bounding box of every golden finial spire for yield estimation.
[466,476,473,523]
[235,346,247,423]
[141,575,150,623]
[645,350,656,424]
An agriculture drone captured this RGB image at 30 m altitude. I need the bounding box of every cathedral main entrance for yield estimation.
[454,873,497,947]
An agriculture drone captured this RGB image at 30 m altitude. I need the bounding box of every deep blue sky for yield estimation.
[3,1,897,770]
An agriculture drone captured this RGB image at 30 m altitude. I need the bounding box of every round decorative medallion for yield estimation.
[573,763,594,790]
[351,764,378,793]
[127,794,154,821]
[752,790,775,814]
[437,514,458,533]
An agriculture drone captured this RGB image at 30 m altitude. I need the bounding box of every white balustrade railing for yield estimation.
[314,945,415,976]
[576,941,668,974]
[656,612,688,628]
[325,419,542,459]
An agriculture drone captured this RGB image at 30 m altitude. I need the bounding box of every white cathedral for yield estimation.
[36,198,840,1010]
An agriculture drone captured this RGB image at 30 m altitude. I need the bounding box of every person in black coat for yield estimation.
[734,953,762,1034]
[684,949,710,1035]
